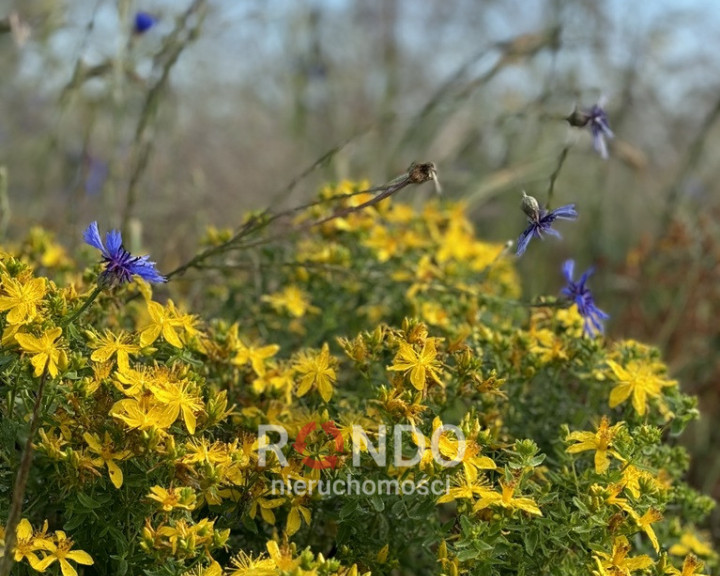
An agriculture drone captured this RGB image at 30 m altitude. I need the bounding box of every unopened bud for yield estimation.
[521,191,541,222]
[566,108,590,128]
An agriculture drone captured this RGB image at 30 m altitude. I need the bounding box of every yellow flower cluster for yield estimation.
[10,519,93,576]
[0,187,713,576]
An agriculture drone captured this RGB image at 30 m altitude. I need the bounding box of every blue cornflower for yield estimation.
[133,11,157,34]
[516,194,577,256]
[567,102,614,159]
[587,104,614,159]
[561,259,609,337]
[84,221,166,285]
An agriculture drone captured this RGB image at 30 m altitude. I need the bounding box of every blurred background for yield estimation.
[2,0,720,536]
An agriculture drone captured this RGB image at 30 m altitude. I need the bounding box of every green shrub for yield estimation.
[0,181,715,576]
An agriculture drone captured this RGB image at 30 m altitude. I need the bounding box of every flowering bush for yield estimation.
[0,179,716,576]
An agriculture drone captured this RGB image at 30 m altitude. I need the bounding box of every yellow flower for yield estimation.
[387,339,443,391]
[114,365,155,397]
[152,380,204,434]
[430,417,496,477]
[295,343,337,402]
[167,300,201,341]
[665,555,708,576]
[36,428,68,460]
[182,438,230,465]
[1,323,20,347]
[34,530,94,576]
[111,397,175,431]
[262,286,317,318]
[566,416,624,474]
[267,540,301,571]
[90,330,140,371]
[635,508,663,553]
[139,300,184,348]
[12,518,49,569]
[622,464,669,498]
[473,481,542,516]
[248,494,285,525]
[15,327,64,378]
[599,483,637,516]
[437,468,495,503]
[607,359,676,416]
[83,432,131,488]
[0,276,46,324]
[227,551,276,576]
[528,328,568,364]
[420,301,450,328]
[554,306,584,338]
[286,496,311,536]
[363,224,399,262]
[670,532,715,558]
[593,536,652,576]
[150,518,216,556]
[147,486,197,511]
[182,560,223,576]
[232,338,280,377]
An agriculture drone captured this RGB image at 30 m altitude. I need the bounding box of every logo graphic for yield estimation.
[292,420,344,469]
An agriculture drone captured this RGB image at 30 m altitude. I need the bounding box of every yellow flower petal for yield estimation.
[106,459,124,489]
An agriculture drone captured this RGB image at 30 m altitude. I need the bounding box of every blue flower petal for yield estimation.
[560,260,607,337]
[105,229,123,257]
[83,221,106,254]
[516,227,534,256]
[551,204,578,220]
[562,259,575,283]
[578,267,594,289]
[84,221,166,285]
[544,228,562,239]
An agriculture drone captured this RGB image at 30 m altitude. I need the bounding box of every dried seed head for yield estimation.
[521,191,541,222]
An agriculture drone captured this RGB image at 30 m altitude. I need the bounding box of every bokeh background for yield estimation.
[2,0,720,537]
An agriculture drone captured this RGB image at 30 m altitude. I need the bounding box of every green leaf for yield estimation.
[369,494,385,512]
[76,492,102,510]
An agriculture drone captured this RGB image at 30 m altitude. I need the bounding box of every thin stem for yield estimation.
[166,162,438,280]
[0,370,49,576]
[121,0,208,236]
[545,145,571,210]
[61,284,104,327]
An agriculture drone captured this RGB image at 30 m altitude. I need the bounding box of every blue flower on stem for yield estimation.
[561,259,608,337]
[587,104,614,159]
[133,11,157,34]
[84,221,166,285]
[567,102,614,159]
[516,195,577,257]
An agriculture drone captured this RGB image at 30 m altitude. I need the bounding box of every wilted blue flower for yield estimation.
[133,11,157,34]
[561,259,608,337]
[567,102,614,159]
[516,195,577,256]
[84,221,166,285]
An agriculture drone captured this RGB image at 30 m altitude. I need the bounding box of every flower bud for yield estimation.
[521,191,541,222]
[566,108,590,128]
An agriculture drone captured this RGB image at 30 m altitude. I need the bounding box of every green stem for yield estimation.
[545,145,571,210]
[62,284,104,327]
[0,370,49,576]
